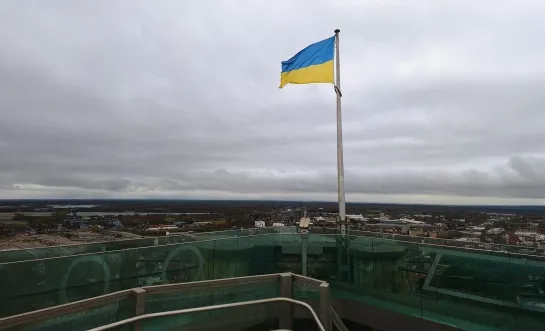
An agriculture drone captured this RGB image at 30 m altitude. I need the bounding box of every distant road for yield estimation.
[0,212,209,219]
[77,212,209,216]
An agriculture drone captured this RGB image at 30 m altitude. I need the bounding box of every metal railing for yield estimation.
[3,224,544,266]
[0,272,338,331]
[319,227,545,257]
[0,226,298,264]
[87,297,325,331]
[330,306,348,331]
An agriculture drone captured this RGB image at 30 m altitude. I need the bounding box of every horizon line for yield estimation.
[0,198,544,208]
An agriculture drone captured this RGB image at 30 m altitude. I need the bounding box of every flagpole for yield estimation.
[334,29,346,236]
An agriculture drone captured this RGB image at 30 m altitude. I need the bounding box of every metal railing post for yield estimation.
[301,232,308,276]
[319,282,331,331]
[132,288,146,331]
[330,306,348,331]
[279,273,293,330]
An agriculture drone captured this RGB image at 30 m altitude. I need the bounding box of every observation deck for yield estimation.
[0,227,544,330]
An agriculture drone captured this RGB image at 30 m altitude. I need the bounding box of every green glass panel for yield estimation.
[145,282,279,314]
[123,240,216,289]
[0,250,126,317]
[207,237,252,279]
[9,298,133,331]
[293,281,320,302]
[140,302,280,331]
[246,234,281,275]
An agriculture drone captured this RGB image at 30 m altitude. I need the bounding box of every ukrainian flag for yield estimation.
[280,36,335,88]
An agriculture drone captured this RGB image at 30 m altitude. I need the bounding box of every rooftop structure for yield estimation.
[0,227,544,330]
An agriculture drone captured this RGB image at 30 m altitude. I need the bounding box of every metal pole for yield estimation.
[319,282,331,331]
[301,232,308,276]
[280,273,293,330]
[334,29,346,236]
[131,288,146,331]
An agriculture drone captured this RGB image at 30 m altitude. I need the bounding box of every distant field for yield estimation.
[0,214,14,220]
[0,212,53,220]
[0,221,27,225]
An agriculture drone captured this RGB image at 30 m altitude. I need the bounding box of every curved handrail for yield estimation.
[87,297,325,331]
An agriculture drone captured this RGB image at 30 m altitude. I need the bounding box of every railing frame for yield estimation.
[0,272,332,331]
[87,297,325,331]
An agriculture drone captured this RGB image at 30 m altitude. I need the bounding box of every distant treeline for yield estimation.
[1,199,545,215]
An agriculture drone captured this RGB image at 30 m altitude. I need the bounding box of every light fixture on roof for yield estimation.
[298,206,312,233]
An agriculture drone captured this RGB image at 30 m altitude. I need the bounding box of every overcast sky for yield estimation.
[1,1,545,205]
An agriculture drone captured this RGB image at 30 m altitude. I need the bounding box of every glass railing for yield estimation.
[0,227,297,263]
[135,302,281,331]
[1,229,544,330]
[317,227,545,256]
[324,233,545,330]
[0,234,295,317]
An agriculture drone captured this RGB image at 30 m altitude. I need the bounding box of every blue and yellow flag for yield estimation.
[280,36,335,88]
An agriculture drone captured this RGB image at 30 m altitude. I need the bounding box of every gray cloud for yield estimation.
[1,0,545,204]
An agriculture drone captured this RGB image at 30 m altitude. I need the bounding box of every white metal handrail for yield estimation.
[87,297,325,331]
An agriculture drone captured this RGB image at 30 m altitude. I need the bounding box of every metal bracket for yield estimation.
[334,85,342,97]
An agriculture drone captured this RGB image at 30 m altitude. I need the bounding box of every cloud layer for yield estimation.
[1,0,545,204]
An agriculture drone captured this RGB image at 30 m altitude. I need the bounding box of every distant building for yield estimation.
[346,214,367,222]
[255,221,265,227]
[193,221,211,226]
[486,227,504,235]
[272,223,285,227]
[174,221,186,227]
[401,218,426,225]
[104,220,123,229]
[379,219,403,224]
[146,226,177,231]
[409,228,427,237]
